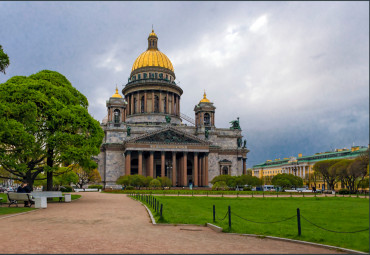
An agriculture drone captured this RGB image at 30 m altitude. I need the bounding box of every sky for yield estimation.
[0,1,369,167]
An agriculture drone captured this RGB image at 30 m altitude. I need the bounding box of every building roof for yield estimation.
[200,91,211,103]
[252,146,368,169]
[111,87,123,98]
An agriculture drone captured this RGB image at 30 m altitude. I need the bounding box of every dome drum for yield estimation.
[130,66,176,81]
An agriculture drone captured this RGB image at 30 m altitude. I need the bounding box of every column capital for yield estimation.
[138,150,143,154]
[161,151,165,155]
[194,152,199,156]
[125,150,131,155]
[150,151,154,155]
[183,152,188,156]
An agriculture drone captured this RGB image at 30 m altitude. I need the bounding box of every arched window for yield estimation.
[138,74,141,80]
[144,73,147,79]
[114,109,120,123]
[154,95,159,113]
[141,96,145,113]
[163,97,167,113]
[155,73,158,79]
[133,98,137,114]
[204,113,210,125]
[222,166,229,175]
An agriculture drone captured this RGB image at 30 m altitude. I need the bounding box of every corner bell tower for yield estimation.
[106,87,126,127]
[194,91,216,129]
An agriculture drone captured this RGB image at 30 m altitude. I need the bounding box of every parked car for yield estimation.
[6,187,14,192]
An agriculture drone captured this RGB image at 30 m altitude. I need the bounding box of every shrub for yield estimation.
[212,181,228,191]
[243,186,252,191]
[88,185,103,189]
[338,188,350,194]
[60,185,73,192]
[149,179,161,189]
[125,186,134,190]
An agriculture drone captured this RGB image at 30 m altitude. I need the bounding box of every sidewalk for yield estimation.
[0,192,346,254]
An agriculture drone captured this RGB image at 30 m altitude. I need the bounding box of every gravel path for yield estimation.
[0,192,346,254]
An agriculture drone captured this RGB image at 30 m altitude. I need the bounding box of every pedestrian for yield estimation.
[17,182,32,207]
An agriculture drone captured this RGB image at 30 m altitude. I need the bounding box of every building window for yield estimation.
[141,96,145,113]
[154,95,159,113]
[114,109,120,123]
[138,74,141,80]
[204,113,210,126]
[144,73,147,79]
[222,166,229,175]
[155,73,158,79]
[159,73,163,79]
[166,74,168,80]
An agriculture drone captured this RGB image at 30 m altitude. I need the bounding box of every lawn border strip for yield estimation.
[130,195,157,224]
[226,232,367,254]
[0,208,40,220]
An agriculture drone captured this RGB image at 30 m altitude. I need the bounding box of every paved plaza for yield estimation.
[1,192,346,254]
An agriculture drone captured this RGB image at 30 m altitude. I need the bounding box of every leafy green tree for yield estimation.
[212,181,228,191]
[116,175,132,187]
[73,162,101,188]
[143,176,153,188]
[313,159,342,190]
[149,179,161,189]
[130,174,146,189]
[271,174,303,190]
[347,158,368,192]
[0,70,104,190]
[210,175,233,185]
[157,176,172,189]
[0,45,10,74]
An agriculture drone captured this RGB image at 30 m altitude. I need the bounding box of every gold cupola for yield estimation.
[131,30,174,73]
[200,91,211,103]
[111,87,123,98]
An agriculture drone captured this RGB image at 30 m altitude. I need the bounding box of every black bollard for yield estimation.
[213,205,215,222]
[297,208,301,236]
[228,205,231,229]
[160,204,163,217]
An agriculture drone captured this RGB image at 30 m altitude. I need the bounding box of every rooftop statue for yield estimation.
[229,117,241,130]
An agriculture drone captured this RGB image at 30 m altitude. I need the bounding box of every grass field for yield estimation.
[0,193,81,215]
[133,195,369,252]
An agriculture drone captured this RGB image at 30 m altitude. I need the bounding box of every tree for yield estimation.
[212,181,228,191]
[149,179,161,189]
[246,169,253,176]
[346,158,368,192]
[130,174,146,189]
[271,174,303,190]
[0,45,10,74]
[313,159,342,190]
[73,162,101,188]
[156,177,172,189]
[0,70,104,190]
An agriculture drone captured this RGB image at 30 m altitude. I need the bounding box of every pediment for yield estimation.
[127,127,209,145]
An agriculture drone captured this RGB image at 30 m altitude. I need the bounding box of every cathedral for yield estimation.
[97,30,249,188]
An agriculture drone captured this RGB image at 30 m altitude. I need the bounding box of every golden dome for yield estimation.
[149,29,157,38]
[111,87,123,98]
[131,30,174,72]
[200,91,211,103]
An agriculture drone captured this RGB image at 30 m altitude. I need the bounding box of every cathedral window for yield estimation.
[114,109,120,123]
[222,166,229,175]
[144,73,147,79]
[204,113,210,126]
[154,95,159,113]
[166,74,168,80]
[141,96,145,113]
[159,73,163,79]
[138,74,141,80]
[133,98,137,114]
[155,73,158,79]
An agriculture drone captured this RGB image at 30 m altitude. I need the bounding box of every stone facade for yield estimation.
[97,30,249,188]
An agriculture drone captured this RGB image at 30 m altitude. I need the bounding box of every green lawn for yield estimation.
[0,193,81,215]
[133,195,369,252]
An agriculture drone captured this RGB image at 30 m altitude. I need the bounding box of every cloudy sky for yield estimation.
[1,1,369,166]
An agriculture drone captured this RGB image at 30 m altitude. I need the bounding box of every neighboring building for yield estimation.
[97,30,249,188]
[252,146,368,190]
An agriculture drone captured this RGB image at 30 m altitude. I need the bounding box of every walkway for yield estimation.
[1,192,346,254]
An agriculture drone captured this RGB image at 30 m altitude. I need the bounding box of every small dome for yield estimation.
[149,29,157,38]
[111,88,123,98]
[200,91,211,103]
[131,30,174,73]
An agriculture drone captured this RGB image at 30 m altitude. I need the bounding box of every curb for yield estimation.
[207,223,222,232]
[225,232,367,254]
[131,197,156,224]
[0,208,40,220]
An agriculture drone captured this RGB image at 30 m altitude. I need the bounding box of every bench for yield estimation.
[31,191,68,202]
[7,192,35,207]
